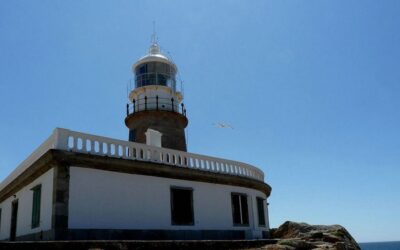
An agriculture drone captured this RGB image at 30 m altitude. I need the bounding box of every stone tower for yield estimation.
[125,41,188,151]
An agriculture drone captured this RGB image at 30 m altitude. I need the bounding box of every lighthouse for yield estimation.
[125,41,188,151]
[0,37,271,242]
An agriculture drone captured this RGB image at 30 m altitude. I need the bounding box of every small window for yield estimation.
[0,208,2,231]
[31,185,42,228]
[170,187,194,225]
[129,129,136,141]
[257,197,266,226]
[231,193,249,226]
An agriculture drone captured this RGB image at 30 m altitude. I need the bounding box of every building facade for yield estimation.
[0,42,271,241]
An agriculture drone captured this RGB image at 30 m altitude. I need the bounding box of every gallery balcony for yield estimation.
[126,96,187,117]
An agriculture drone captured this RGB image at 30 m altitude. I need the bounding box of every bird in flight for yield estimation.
[213,122,234,129]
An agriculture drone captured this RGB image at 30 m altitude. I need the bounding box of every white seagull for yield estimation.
[213,122,234,129]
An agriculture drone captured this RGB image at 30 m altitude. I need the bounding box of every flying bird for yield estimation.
[213,122,234,129]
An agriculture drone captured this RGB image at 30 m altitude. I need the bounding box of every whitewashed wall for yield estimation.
[68,167,269,237]
[0,168,54,240]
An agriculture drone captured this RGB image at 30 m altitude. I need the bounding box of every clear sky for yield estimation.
[1,0,399,243]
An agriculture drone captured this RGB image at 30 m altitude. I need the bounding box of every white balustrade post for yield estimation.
[151,149,160,162]
[52,128,70,150]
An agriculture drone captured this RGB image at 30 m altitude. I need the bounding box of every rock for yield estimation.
[278,239,317,249]
[264,245,295,250]
[270,221,360,250]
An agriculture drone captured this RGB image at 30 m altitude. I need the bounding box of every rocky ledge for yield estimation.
[264,221,360,250]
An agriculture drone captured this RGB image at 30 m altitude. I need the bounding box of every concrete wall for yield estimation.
[0,168,54,240]
[68,167,269,236]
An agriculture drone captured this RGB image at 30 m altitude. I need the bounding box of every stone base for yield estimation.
[11,229,272,241]
[0,239,277,250]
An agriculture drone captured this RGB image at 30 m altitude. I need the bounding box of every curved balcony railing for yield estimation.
[0,128,265,192]
[62,129,265,181]
[126,96,187,117]
[135,72,176,90]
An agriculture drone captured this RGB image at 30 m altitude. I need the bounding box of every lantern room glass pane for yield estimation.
[135,62,176,90]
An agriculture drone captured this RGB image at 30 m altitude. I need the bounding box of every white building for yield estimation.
[0,41,272,241]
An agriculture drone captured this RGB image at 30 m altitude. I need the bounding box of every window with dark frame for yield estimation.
[170,187,194,225]
[231,193,249,226]
[129,129,136,141]
[31,185,41,228]
[257,197,266,226]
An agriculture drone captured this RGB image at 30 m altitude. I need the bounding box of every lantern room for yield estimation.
[133,43,177,91]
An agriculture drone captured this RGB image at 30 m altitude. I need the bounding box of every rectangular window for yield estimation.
[0,208,2,231]
[31,185,41,228]
[231,193,249,226]
[10,201,18,241]
[170,187,194,225]
[257,197,266,226]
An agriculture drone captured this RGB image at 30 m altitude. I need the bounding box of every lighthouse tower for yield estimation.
[125,41,188,151]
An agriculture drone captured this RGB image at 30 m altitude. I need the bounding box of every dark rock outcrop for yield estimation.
[267,221,360,250]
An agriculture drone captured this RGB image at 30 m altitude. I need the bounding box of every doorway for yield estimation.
[10,200,18,241]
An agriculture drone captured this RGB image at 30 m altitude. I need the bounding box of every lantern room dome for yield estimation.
[132,43,177,73]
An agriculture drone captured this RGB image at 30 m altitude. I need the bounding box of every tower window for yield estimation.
[257,197,266,226]
[231,193,249,226]
[129,129,136,141]
[170,187,194,225]
[31,184,41,228]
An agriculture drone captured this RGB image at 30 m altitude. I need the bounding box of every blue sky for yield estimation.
[1,0,399,243]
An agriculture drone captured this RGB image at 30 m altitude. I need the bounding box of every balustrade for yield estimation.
[0,128,265,191]
[61,129,264,181]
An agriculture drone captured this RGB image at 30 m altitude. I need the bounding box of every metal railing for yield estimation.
[126,96,187,117]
